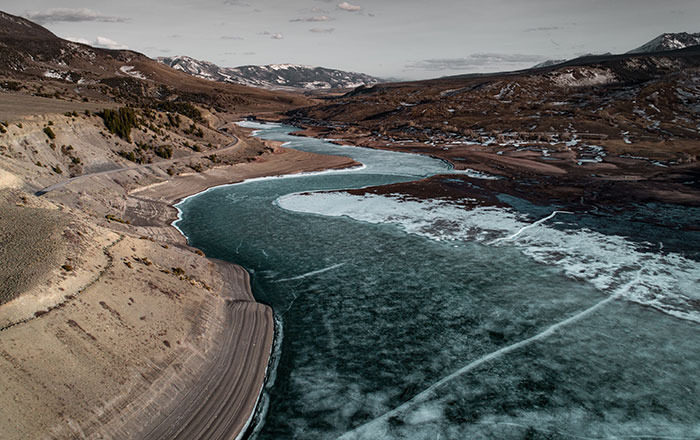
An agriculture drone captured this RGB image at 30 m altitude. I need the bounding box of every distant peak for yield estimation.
[628,32,700,54]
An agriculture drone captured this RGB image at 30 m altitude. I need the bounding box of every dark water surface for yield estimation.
[175,123,700,440]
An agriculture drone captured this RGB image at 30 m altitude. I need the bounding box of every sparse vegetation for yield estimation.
[184,123,204,138]
[155,101,203,123]
[51,165,63,174]
[43,127,56,139]
[0,80,22,91]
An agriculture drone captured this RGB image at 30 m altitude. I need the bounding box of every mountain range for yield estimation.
[158,56,382,92]
[533,32,700,70]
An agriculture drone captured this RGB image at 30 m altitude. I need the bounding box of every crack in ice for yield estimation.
[275,263,346,283]
[492,210,574,245]
[336,270,644,440]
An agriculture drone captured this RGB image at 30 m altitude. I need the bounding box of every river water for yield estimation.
[175,122,700,439]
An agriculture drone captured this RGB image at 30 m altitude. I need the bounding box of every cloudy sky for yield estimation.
[2,0,699,79]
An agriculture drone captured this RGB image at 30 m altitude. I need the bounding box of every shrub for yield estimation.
[61,264,73,271]
[101,107,137,141]
[166,113,181,128]
[43,127,56,139]
[0,125,5,134]
[154,145,173,159]
[105,214,130,224]
[118,150,141,163]
[51,165,63,174]
[0,80,22,91]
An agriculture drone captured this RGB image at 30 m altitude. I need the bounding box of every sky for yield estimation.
[1,0,699,80]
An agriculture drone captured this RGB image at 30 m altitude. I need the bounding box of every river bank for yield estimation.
[0,116,358,439]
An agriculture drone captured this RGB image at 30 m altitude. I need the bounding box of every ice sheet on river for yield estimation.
[276,192,700,323]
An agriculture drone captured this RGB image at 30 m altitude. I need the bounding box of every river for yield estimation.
[174,122,700,440]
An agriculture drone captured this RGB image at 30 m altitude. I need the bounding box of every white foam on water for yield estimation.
[276,192,700,323]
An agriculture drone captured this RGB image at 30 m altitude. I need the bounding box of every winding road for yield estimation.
[36,124,240,196]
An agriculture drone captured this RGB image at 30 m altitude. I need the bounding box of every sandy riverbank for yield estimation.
[0,119,359,439]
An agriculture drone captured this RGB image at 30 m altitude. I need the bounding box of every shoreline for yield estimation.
[0,117,360,439]
[129,129,361,440]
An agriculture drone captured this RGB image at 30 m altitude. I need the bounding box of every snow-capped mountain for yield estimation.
[628,32,700,54]
[158,56,382,91]
[531,59,567,69]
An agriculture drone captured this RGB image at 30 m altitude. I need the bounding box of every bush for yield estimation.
[61,264,74,272]
[51,165,63,174]
[154,145,173,159]
[101,107,138,141]
[0,125,5,134]
[166,113,181,128]
[105,214,130,224]
[0,80,22,91]
[118,150,142,163]
[43,127,56,139]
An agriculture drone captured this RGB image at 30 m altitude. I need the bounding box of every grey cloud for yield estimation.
[290,15,334,22]
[259,31,284,39]
[524,26,561,32]
[25,8,129,24]
[337,2,361,12]
[309,27,335,33]
[406,53,547,71]
[223,0,251,6]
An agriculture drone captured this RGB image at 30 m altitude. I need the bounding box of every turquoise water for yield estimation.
[175,123,700,439]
